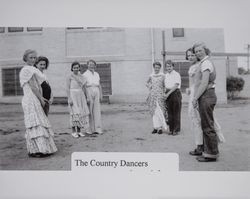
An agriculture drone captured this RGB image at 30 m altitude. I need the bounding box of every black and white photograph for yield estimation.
[0,0,250,198]
[0,27,249,170]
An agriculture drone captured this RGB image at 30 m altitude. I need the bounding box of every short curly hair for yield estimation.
[165,59,174,67]
[71,61,80,71]
[185,48,194,60]
[23,49,37,62]
[153,61,161,68]
[192,42,211,56]
[35,56,49,69]
[87,59,97,67]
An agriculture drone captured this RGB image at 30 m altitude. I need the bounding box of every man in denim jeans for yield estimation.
[192,42,219,162]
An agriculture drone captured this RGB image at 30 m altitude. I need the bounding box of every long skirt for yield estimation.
[69,89,90,132]
[152,102,168,130]
[22,90,57,155]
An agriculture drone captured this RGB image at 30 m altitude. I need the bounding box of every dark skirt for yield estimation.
[41,81,51,101]
[41,81,51,116]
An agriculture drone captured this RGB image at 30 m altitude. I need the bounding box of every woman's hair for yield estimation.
[23,49,37,62]
[153,61,161,68]
[87,59,97,67]
[192,42,211,56]
[35,56,49,69]
[165,59,174,67]
[185,48,194,60]
[71,61,80,71]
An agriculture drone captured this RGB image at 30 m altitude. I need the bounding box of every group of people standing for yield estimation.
[19,49,102,158]
[66,60,103,138]
[19,42,224,162]
[146,60,182,136]
[147,42,225,162]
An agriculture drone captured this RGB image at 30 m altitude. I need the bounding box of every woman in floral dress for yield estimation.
[146,62,168,134]
[66,61,90,138]
[19,49,57,157]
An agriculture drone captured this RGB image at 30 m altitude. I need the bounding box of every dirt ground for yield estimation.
[0,98,250,171]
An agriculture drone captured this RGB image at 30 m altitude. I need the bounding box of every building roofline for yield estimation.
[166,51,249,57]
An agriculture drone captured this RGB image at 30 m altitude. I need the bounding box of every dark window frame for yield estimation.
[0,27,5,33]
[27,27,43,32]
[172,28,185,38]
[8,27,24,33]
[2,67,23,96]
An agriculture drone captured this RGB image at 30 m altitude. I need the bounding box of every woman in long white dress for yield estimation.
[66,61,90,138]
[186,48,204,155]
[19,49,57,157]
[186,48,225,156]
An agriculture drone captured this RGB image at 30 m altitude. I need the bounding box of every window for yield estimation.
[66,27,105,30]
[2,68,23,96]
[86,27,103,29]
[66,27,84,30]
[172,28,184,38]
[8,27,24,33]
[172,61,190,92]
[27,27,43,32]
[0,27,5,33]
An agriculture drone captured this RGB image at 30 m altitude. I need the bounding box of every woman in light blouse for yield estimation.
[192,42,219,162]
[83,60,103,135]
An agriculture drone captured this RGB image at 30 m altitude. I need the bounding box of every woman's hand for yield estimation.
[164,92,170,100]
[40,98,46,107]
[99,94,103,103]
[86,97,91,104]
[192,99,198,108]
[48,98,53,105]
[68,98,73,106]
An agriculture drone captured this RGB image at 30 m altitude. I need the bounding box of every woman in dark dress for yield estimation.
[35,56,53,116]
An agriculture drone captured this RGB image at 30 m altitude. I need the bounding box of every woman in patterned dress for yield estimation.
[34,56,53,116]
[66,61,90,138]
[146,62,168,134]
[19,49,57,157]
[186,48,204,155]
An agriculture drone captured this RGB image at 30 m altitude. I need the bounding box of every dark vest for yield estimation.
[200,57,216,88]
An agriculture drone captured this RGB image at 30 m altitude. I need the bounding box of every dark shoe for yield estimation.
[28,153,50,158]
[168,131,173,135]
[151,129,158,134]
[157,129,163,134]
[28,153,40,158]
[189,149,202,156]
[172,131,178,136]
[39,153,52,158]
[196,156,217,162]
[93,132,99,135]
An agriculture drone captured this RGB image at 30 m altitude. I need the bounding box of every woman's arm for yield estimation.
[83,85,91,104]
[99,84,103,102]
[192,70,210,108]
[66,76,73,106]
[146,76,152,89]
[29,76,45,107]
[186,75,192,95]
[165,83,179,99]
[49,91,54,105]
